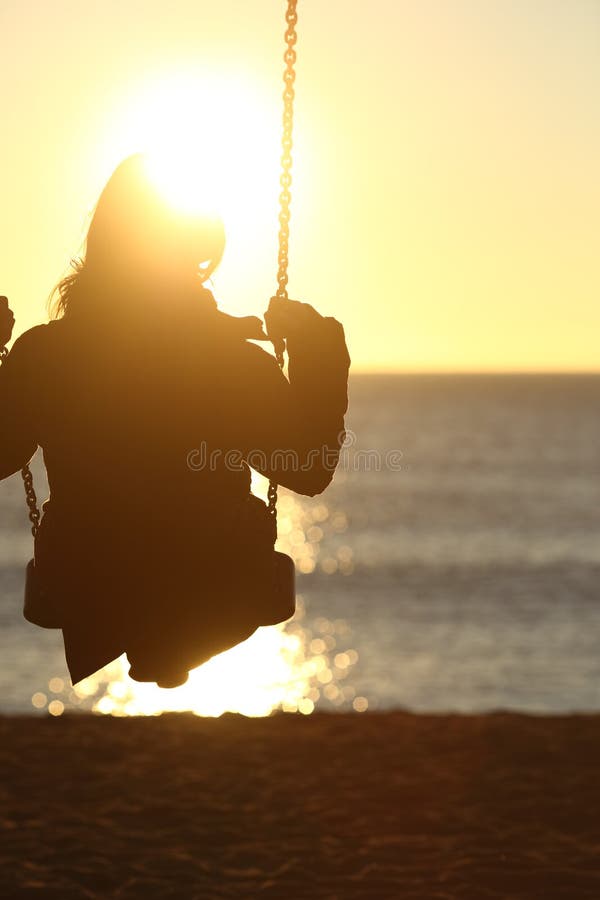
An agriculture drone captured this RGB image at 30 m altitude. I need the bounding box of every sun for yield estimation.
[104,67,283,238]
[144,148,222,219]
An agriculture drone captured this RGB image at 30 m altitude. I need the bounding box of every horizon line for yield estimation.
[350,368,600,376]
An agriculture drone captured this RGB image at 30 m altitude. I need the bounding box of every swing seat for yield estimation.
[23,533,295,690]
[125,548,296,688]
[232,495,296,625]
[23,559,63,629]
[262,550,296,625]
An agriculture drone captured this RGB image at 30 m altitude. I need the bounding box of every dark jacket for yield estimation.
[0,293,350,683]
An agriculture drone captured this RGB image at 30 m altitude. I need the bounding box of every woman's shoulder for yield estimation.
[14,320,62,342]
[9,321,64,361]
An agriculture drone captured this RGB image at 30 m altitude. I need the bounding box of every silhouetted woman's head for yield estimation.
[52,154,225,318]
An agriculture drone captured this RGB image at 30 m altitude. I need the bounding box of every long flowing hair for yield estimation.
[50,154,225,319]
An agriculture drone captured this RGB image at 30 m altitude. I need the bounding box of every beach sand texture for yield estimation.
[1,712,599,899]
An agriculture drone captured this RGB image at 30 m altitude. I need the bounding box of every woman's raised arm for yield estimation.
[241,299,351,496]
[0,311,40,480]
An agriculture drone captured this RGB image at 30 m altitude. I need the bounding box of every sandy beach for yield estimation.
[1,712,599,899]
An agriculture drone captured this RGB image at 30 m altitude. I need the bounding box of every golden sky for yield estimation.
[1,0,598,371]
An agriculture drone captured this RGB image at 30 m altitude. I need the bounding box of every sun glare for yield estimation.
[39,597,362,719]
[144,150,221,218]
[103,67,282,236]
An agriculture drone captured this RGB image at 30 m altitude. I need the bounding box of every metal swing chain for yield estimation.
[267,0,298,521]
[21,465,41,536]
[274,0,298,319]
[0,346,41,536]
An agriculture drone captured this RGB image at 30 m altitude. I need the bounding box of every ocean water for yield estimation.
[1,374,600,716]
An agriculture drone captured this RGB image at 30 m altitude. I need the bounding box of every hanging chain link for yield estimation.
[268,0,298,522]
[21,464,41,537]
[274,0,298,316]
[0,345,41,536]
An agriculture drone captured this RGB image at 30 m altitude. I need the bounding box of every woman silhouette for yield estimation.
[0,155,350,688]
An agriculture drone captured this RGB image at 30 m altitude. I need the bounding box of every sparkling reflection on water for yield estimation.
[28,484,367,718]
[6,375,600,716]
